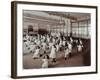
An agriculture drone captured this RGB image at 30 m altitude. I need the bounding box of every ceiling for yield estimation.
[23,10,90,28]
[23,10,90,20]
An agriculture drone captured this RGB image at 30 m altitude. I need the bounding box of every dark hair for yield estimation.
[37,46,40,49]
[44,51,46,54]
[53,45,56,48]
[43,55,49,59]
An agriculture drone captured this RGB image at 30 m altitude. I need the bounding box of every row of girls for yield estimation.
[23,32,83,68]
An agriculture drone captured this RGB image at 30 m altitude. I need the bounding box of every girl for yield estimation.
[64,47,70,60]
[42,55,49,68]
[63,40,66,47]
[77,44,83,52]
[56,43,60,53]
[41,41,47,56]
[49,45,57,63]
[68,42,72,57]
[29,42,36,53]
[70,37,73,44]
[68,42,72,52]
[32,46,40,59]
[59,39,63,51]
[79,39,83,45]
[49,41,53,49]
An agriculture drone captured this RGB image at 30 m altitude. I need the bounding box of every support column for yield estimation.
[87,20,89,37]
[70,21,72,37]
[78,22,79,38]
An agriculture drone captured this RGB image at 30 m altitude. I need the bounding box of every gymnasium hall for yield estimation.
[23,10,91,69]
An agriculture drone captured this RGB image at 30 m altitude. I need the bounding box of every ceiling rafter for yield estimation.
[23,16,64,26]
[43,11,77,20]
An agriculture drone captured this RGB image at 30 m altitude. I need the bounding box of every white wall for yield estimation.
[0,0,100,80]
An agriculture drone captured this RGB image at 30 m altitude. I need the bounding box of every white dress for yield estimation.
[23,42,30,54]
[23,36,27,41]
[29,44,36,53]
[26,34,30,40]
[37,40,41,46]
[42,59,48,68]
[32,49,40,58]
[59,40,63,47]
[63,41,66,46]
[56,44,60,52]
[24,40,31,54]
[47,37,50,43]
[34,39,38,44]
[49,42,53,49]
[68,43,72,53]
[53,38,56,45]
[77,45,83,52]
[49,46,56,59]
[64,49,69,58]
[25,40,30,47]
[80,40,83,45]
[42,42,47,51]
[70,38,73,44]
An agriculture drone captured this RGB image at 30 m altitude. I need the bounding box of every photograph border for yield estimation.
[11,1,98,78]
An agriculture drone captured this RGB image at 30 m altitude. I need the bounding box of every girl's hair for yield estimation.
[37,46,40,49]
[53,45,56,48]
[44,51,46,54]
[43,55,49,59]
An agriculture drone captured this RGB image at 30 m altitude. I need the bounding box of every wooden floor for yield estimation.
[23,39,90,69]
